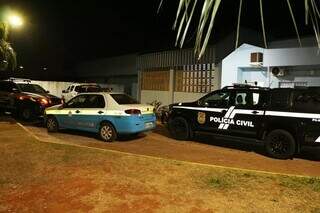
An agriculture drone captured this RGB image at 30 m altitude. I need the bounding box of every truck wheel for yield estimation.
[46,116,59,132]
[99,122,117,142]
[265,129,296,159]
[20,107,35,121]
[168,117,192,140]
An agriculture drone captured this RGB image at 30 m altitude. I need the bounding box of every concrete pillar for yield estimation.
[169,69,175,104]
[137,70,141,102]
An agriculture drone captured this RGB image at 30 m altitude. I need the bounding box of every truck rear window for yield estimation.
[110,94,138,105]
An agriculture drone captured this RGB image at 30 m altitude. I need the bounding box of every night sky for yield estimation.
[1,0,315,79]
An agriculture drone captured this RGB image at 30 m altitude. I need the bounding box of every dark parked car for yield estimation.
[0,78,62,120]
[167,84,320,159]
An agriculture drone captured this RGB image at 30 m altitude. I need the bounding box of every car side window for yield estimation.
[200,91,231,108]
[83,95,105,108]
[234,91,266,109]
[65,95,87,108]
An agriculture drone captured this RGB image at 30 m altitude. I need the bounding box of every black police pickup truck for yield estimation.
[0,79,62,120]
[167,84,320,159]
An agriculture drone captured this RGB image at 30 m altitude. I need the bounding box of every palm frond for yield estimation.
[157,0,164,13]
[235,0,243,49]
[197,0,221,59]
[306,0,320,48]
[0,23,17,71]
[259,0,268,48]
[286,0,302,47]
[158,0,320,59]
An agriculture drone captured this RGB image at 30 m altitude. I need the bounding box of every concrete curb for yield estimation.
[16,122,318,179]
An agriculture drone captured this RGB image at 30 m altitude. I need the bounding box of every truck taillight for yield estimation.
[125,109,141,115]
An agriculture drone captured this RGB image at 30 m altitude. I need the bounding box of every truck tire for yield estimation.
[46,116,59,132]
[168,117,192,140]
[265,129,296,159]
[99,122,117,142]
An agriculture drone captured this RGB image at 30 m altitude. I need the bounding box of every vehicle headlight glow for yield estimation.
[39,98,49,106]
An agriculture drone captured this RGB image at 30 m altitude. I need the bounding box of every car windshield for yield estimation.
[17,83,47,94]
[111,94,139,104]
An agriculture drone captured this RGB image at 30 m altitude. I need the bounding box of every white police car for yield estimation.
[45,92,156,142]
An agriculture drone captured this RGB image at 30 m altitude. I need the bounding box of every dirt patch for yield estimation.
[25,122,320,177]
[1,122,320,212]
[3,178,96,212]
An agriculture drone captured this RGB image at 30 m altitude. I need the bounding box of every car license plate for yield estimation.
[145,122,154,129]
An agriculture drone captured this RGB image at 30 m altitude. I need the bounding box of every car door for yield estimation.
[195,90,233,134]
[227,90,267,138]
[74,94,106,132]
[292,88,320,144]
[57,94,87,129]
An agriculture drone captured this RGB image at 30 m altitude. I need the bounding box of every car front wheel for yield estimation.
[99,122,117,142]
[46,116,59,132]
[20,107,35,121]
[265,129,296,159]
[168,117,192,140]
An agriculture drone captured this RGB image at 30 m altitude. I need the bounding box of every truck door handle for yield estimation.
[252,111,259,114]
[98,111,104,114]
[75,110,80,113]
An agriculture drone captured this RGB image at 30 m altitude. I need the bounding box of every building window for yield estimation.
[175,70,215,93]
[141,71,170,91]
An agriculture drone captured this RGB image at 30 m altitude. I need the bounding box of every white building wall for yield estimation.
[221,44,265,88]
[222,44,320,88]
[32,81,72,98]
[173,92,206,103]
[264,47,320,67]
[140,90,172,105]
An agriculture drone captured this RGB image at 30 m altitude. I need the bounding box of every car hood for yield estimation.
[45,104,63,111]
[22,92,60,99]
[170,101,199,108]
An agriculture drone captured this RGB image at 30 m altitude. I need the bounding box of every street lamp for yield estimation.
[5,12,24,28]
[7,14,23,28]
[0,9,24,72]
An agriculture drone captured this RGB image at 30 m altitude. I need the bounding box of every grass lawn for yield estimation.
[0,123,320,212]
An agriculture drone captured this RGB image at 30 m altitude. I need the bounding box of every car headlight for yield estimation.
[38,98,49,106]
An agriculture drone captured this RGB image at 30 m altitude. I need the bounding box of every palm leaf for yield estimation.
[179,0,198,48]
[235,0,243,49]
[260,0,268,48]
[197,0,221,59]
[286,0,302,47]
[306,0,320,48]
[158,0,320,59]
[0,23,16,71]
